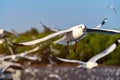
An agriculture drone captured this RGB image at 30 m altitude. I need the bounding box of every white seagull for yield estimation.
[10,24,86,46]
[56,38,120,69]
[10,18,120,48]
[0,28,19,38]
[0,61,22,74]
[0,46,40,61]
[107,5,118,14]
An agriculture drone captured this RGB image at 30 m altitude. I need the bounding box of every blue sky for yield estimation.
[0,0,120,33]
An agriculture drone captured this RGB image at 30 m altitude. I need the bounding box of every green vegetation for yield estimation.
[0,28,120,65]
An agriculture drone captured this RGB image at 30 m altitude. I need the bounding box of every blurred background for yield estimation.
[0,0,120,65]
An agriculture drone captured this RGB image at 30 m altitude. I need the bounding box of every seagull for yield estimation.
[56,38,120,69]
[0,61,22,75]
[9,18,120,50]
[10,24,86,46]
[107,5,118,14]
[0,46,40,61]
[0,28,19,38]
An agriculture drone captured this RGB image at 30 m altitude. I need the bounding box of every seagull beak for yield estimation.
[83,28,86,32]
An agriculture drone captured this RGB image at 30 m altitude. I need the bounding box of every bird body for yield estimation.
[85,62,98,69]
[63,24,86,43]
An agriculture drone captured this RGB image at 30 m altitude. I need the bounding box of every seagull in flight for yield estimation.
[0,28,19,38]
[107,5,118,14]
[10,24,86,46]
[10,18,120,49]
[0,46,40,61]
[56,38,120,69]
[0,61,22,75]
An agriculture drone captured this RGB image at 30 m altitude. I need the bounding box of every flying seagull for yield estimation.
[56,38,120,69]
[107,5,118,14]
[0,28,19,38]
[0,61,22,75]
[9,18,120,48]
[0,46,40,61]
[10,24,86,46]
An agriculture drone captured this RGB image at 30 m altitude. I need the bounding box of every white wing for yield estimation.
[88,40,119,62]
[20,56,38,60]
[1,62,22,73]
[1,64,11,73]
[96,18,107,28]
[56,57,85,64]
[0,46,39,61]
[41,22,59,32]
[12,29,72,46]
[0,55,14,60]
[87,28,120,34]
[18,46,39,56]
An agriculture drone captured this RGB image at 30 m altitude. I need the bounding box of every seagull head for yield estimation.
[78,24,86,33]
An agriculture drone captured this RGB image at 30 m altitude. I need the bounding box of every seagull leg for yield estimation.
[73,40,77,52]
[64,42,69,54]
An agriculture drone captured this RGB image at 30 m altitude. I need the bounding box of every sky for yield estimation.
[0,0,120,33]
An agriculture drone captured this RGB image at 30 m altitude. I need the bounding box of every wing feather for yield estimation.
[87,28,120,34]
[13,29,72,46]
[88,43,117,62]
[56,57,85,64]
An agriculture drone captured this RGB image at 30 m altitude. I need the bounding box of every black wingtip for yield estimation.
[11,42,25,46]
[115,38,120,46]
[101,18,107,25]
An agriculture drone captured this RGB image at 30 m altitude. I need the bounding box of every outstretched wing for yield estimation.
[18,46,40,56]
[88,39,120,62]
[11,29,72,46]
[96,18,107,28]
[40,22,59,32]
[1,63,22,73]
[4,30,19,37]
[56,57,85,64]
[87,28,120,34]
[20,56,38,60]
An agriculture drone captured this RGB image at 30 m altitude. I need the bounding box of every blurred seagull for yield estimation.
[0,46,40,61]
[0,61,22,75]
[107,5,118,14]
[10,18,120,51]
[10,24,86,46]
[56,38,120,69]
[0,28,19,38]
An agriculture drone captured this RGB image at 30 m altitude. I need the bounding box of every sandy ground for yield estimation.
[1,63,120,80]
[20,64,120,80]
